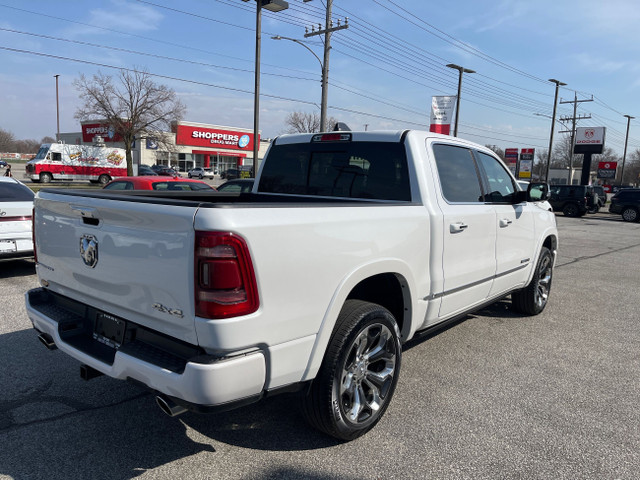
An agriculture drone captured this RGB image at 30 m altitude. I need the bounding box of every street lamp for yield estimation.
[271,35,324,129]
[243,0,289,170]
[620,114,635,185]
[545,78,567,183]
[446,63,475,137]
[54,74,60,141]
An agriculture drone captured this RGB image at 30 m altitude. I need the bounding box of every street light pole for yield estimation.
[545,78,567,183]
[244,0,289,169]
[271,35,323,128]
[54,74,60,141]
[621,114,634,185]
[446,63,475,137]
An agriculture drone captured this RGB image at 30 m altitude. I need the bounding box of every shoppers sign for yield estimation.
[81,123,122,143]
[175,125,256,150]
[429,96,456,135]
[574,127,605,154]
[597,161,617,179]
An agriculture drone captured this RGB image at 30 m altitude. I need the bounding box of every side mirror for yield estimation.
[513,182,549,203]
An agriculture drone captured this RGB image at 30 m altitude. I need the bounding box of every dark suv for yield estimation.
[549,185,595,217]
[609,188,640,222]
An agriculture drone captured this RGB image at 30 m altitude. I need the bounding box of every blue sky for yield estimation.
[1,0,640,157]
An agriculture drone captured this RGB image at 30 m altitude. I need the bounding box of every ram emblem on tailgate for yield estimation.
[79,234,99,268]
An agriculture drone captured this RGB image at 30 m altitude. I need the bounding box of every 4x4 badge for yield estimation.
[80,234,99,268]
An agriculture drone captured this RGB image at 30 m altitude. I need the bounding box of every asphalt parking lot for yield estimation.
[1,211,639,479]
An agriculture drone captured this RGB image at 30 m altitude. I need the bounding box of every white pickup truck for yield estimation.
[26,130,558,440]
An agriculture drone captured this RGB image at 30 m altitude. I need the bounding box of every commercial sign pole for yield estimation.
[574,127,606,185]
[519,148,535,179]
[505,148,519,177]
[429,96,456,135]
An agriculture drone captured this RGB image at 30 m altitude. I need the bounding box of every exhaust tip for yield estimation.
[156,395,188,417]
[38,332,57,350]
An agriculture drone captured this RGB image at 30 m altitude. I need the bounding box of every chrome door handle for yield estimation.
[450,222,468,233]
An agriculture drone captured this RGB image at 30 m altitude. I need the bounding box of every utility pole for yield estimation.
[304,0,348,132]
[545,79,566,183]
[621,114,635,185]
[559,93,592,185]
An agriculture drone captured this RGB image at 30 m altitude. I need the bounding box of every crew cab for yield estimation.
[25,130,558,440]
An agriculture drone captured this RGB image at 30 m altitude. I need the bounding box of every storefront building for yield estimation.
[59,120,271,175]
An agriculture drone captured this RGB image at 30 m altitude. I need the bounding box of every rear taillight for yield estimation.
[195,231,259,319]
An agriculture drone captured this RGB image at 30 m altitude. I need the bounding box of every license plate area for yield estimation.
[0,240,17,253]
[93,312,126,349]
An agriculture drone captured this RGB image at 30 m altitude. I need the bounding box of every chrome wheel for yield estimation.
[302,300,402,440]
[340,323,397,424]
[534,253,553,310]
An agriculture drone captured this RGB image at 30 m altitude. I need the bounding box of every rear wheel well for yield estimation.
[346,273,408,338]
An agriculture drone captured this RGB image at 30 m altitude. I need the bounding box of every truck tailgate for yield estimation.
[34,191,200,344]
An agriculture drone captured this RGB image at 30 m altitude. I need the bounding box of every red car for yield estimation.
[103,176,216,191]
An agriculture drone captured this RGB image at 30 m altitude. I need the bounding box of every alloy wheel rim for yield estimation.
[535,255,552,309]
[339,323,397,425]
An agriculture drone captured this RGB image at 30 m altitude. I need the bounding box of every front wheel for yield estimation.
[98,174,111,185]
[512,247,554,315]
[621,207,639,222]
[302,300,402,441]
[39,172,52,183]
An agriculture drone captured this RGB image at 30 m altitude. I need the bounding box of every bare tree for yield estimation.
[0,128,15,152]
[484,145,505,161]
[284,111,338,133]
[74,68,186,175]
[551,133,583,169]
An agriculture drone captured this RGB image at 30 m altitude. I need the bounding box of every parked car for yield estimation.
[155,166,181,177]
[0,176,35,260]
[216,178,254,193]
[0,160,7,168]
[548,185,595,217]
[138,165,158,176]
[103,176,216,191]
[188,167,215,179]
[609,188,640,222]
[221,168,239,180]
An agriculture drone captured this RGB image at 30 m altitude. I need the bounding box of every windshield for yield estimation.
[33,146,49,160]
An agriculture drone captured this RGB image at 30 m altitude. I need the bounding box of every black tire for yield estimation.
[621,207,639,222]
[188,173,192,178]
[98,174,111,185]
[562,203,579,217]
[302,300,402,441]
[199,174,203,179]
[512,247,554,315]
[39,172,52,183]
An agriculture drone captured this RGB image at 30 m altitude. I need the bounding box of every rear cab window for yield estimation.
[258,137,411,201]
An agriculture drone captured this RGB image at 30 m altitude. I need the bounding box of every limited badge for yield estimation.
[80,234,99,268]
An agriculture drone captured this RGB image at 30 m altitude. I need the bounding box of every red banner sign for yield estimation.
[175,125,256,151]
